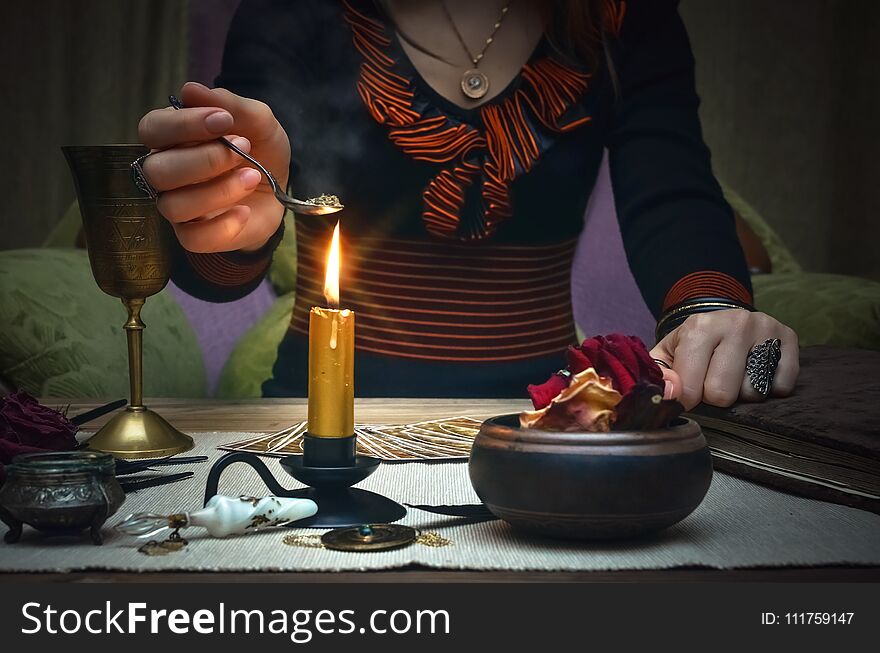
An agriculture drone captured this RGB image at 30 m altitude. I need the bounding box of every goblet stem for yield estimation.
[122,298,146,410]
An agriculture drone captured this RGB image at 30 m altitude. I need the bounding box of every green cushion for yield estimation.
[720,182,803,275]
[0,249,207,398]
[753,272,880,350]
[268,212,297,296]
[43,201,82,249]
[216,293,296,399]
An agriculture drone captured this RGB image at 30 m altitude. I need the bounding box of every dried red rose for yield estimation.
[0,391,78,449]
[522,334,681,432]
[527,334,663,410]
[521,369,621,432]
[568,334,663,397]
[612,383,684,431]
[0,391,79,483]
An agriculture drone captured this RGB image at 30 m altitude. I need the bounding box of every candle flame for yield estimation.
[323,221,341,308]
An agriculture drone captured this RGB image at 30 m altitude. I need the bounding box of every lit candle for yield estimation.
[307,222,355,439]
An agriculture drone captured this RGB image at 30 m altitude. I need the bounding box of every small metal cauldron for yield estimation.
[0,451,125,544]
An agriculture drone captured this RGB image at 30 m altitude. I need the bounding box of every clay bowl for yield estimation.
[469,415,712,540]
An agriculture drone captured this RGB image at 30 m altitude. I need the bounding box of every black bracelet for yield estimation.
[655,297,754,342]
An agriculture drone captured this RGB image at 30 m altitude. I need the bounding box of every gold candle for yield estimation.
[307,222,355,437]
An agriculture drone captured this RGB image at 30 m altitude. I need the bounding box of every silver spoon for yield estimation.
[168,95,342,216]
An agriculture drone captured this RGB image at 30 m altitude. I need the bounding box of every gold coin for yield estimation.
[321,523,416,552]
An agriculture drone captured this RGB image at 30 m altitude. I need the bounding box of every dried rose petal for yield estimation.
[0,392,78,484]
[596,345,639,396]
[520,368,622,432]
[566,334,663,397]
[0,437,49,465]
[527,372,571,410]
[609,334,663,387]
[612,382,684,431]
[566,345,593,375]
[0,437,53,485]
[0,391,78,449]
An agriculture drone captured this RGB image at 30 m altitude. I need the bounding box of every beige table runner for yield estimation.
[1,432,879,573]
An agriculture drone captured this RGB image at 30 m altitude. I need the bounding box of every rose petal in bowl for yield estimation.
[520,368,621,432]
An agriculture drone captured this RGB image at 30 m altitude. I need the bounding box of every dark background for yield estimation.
[1,0,878,281]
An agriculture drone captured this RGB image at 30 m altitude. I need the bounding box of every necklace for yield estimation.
[440,0,512,100]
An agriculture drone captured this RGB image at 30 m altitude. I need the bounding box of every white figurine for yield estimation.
[116,495,318,539]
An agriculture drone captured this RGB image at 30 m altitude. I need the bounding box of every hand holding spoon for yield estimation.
[169,95,342,216]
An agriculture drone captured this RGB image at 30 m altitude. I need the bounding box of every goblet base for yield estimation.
[85,407,194,460]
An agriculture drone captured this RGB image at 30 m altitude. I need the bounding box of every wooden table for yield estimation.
[4,398,878,583]
[61,397,521,434]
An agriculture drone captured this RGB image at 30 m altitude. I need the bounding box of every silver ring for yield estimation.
[131,153,158,200]
[746,338,782,397]
[652,358,672,370]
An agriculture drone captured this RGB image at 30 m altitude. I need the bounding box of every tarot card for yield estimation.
[220,416,482,461]
[407,416,482,438]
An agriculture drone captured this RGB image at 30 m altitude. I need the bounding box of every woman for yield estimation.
[136,0,798,408]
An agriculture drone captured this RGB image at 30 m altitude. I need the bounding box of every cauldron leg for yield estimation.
[90,505,109,545]
[0,508,22,544]
[90,524,104,545]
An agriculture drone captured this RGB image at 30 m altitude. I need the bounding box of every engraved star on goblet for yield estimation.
[63,144,193,459]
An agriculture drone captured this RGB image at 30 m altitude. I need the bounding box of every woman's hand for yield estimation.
[137,81,291,253]
[651,310,799,410]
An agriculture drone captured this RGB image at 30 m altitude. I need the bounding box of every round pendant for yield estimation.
[321,523,417,552]
[461,69,489,99]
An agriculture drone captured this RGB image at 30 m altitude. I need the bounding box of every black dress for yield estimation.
[171,0,753,398]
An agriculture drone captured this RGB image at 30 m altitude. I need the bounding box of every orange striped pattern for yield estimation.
[662,271,753,310]
[343,0,594,241]
[184,250,269,287]
[604,0,627,37]
[290,220,578,362]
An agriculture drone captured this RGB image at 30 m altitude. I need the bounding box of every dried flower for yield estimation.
[0,391,79,483]
[567,334,663,397]
[520,368,621,432]
[522,334,682,432]
[306,194,343,208]
[527,372,570,410]
[612,383,684,431]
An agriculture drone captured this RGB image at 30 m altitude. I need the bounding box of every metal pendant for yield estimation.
[321,523,417,552]
[461,69,489,99]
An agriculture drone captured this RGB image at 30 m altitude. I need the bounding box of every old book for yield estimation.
[688,346,880,514]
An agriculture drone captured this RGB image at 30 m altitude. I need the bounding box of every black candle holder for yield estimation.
[203,436,406,529]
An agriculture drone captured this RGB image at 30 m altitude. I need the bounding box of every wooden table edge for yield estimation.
[1,566,878,583]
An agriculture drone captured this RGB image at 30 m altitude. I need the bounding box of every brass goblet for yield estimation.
[63,144,194,459]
